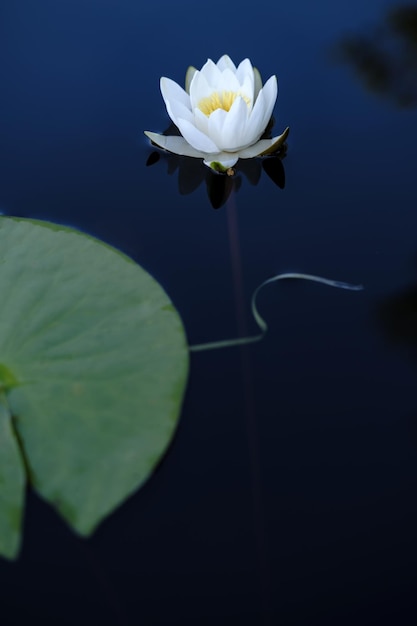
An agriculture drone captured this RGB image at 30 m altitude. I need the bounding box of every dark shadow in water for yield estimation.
[332,3,417,108]
[378,273,417,361]
[145,122,287,209]
[377,264,417,444]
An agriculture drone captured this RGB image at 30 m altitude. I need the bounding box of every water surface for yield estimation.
[1,1,417,624]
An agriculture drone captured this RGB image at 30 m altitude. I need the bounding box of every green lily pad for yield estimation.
[0,218,189,560]
[0,395,25,560]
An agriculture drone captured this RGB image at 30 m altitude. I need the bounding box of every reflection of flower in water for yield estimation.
[333,4,417,107]
[145,54,289,171]
[146,121,286,209]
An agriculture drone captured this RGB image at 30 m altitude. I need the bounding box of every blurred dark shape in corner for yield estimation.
[332,3,417,108]
[377,264,417,443]
[145,122,287,210]
[377,269,417,362]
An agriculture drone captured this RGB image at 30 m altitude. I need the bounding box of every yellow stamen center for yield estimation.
[198,91,250,116]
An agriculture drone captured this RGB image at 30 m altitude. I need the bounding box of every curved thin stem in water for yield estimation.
[189,272,363,352]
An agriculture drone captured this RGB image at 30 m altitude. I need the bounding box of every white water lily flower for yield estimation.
[145,54,289,172]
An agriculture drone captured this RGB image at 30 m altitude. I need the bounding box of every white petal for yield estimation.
[258,75,278,129]
[160,77,190,111]
[244,88,267,145]
[253,67,263,100]
[207,107,228,150]
[236,140,270,158]
[257,127,289,155]
[217,96,249,151]
[239,74,255,109]
[237,128,289,158]
[175,117,219,153]
[218,67,240,93]
[216,55,236,72]
[192,107,210,135]
[165,98,193,128]
[199,58,222,88]
[236,58,254,85]
[203,153,239,169]
[185,66,197,93]
[189,70,212,109]
[244,76,277,146]
[144,131,207,158]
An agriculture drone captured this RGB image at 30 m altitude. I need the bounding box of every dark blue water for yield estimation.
[1,1,417,624]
